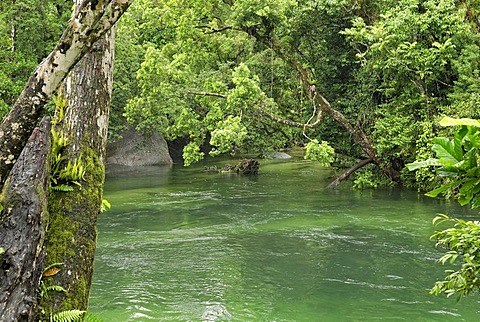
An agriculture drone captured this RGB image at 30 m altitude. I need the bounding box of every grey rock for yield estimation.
[106,127,172,166]
[264,151,292,159]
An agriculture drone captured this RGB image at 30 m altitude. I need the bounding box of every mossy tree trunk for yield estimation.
[0,118,51,322]
[39,14,115,316]
[0,1,131,319]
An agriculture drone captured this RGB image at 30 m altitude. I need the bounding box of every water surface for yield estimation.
[89,159,480,321]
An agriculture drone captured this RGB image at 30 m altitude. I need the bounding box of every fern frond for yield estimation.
[43,262,63,271]
[50,309,85,322]
[46,285,66,292]
[83,312,104,322]
[100,199,111,213]
[50,184,74,192]
[42,284,66,297]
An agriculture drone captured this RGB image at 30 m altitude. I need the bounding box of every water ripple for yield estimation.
[324,278,407,290]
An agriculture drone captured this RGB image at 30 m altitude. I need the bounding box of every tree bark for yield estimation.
[39,20,115,315]
[0,0,134,189]
[0,117,51,322]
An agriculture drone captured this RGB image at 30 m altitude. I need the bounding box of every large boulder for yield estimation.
[106,127,172,166]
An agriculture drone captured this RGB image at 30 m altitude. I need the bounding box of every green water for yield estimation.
[89,159,480,321]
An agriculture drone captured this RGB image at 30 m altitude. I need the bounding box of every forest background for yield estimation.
[2,0,480,190]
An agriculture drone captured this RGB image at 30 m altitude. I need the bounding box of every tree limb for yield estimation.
[187,91,228,99]
[328,158,373,189]
[256,107,323,128]
[195,25,234,34]
[187,90,324,128]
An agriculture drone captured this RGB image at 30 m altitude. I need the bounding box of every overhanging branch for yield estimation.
[186,90,323,128]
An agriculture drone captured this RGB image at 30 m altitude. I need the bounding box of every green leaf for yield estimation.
[100,199,111,213]
[426,184,454,198]
[432,137,463,163]
[406,158,442,171]
[439,117,480,128]
[432,214,450,226]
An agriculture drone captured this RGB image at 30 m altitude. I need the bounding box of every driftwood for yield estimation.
[236,159,260,175]
[0,118,51,322]
[328,158,373,189]
[219,159,260,175]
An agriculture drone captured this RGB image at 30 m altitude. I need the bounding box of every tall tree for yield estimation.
[0,0,133,320]
[39,25,115,318]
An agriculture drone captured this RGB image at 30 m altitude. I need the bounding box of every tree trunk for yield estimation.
[39,21,115,315]
[0,0,133,189]
[0,118,51,322]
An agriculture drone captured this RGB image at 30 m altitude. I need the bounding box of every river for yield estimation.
[89,157,480,321]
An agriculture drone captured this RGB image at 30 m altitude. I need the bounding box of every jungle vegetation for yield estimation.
[1,0,480,189]
[1,0,480,315]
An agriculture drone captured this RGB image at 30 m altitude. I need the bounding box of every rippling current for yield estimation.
[89,158,480,321]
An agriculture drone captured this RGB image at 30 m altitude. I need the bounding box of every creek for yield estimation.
[89,158,480,321]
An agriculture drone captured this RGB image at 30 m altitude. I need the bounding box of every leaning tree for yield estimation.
[0,1,133,320]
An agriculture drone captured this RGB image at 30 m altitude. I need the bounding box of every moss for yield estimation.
[40,142,105,316]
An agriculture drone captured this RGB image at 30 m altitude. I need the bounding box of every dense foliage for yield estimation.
[0,0,70,118]
[109,0,480,187]
[2,0,480,184]
[3,0,480,304]
[408,117,480,299]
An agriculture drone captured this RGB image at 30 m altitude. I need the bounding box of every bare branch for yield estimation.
[328,158,373,189]
[187,91,228,99]
[257,107,324,128]
[195,25,234,34]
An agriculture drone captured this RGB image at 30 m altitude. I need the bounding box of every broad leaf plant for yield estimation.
[408,116,480,299]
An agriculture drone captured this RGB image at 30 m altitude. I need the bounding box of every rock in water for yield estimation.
[107,126,172,166]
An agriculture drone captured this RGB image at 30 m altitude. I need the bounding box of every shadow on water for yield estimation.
[90,158,480,321]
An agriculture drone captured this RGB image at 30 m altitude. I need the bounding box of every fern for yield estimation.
[83,312,104,322]
[50,184,75,192]
[50,309,85,322]
[43,262,64,272]
[39,283,66,299]
[100,199,111,213]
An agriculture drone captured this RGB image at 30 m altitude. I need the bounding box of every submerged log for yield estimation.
[220,159,260,175]
[236,159,260,175]
[328,158,373,189]
[0,117,51,322]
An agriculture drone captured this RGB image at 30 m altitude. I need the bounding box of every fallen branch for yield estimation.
[328,158,373,189]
